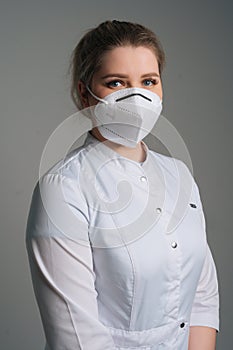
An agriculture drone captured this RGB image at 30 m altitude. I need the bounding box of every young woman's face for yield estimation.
[80,45,163,107]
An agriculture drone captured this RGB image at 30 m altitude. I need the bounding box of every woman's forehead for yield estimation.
[95,46,159,76]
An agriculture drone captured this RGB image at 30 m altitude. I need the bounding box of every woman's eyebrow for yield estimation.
[101,72,160,79]
[141,72,160,77]
[100,74,128,79]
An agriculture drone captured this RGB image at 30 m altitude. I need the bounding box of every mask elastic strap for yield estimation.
[86,85,108,104]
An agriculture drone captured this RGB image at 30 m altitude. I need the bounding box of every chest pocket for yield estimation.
[108,321,180,350]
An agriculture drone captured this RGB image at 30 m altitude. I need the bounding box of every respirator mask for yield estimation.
[87,86,163,148]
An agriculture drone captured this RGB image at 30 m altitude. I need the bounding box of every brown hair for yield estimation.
[69,20,166,109]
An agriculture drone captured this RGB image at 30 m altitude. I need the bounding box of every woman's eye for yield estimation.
[143,79,158,86]
[106,80,123,88]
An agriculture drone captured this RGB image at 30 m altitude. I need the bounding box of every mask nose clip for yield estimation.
[116,93,152,103]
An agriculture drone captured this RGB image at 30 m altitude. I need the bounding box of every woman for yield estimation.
[26,20,219,350]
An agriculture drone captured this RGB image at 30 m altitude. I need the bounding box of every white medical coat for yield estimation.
[26,131,219,350]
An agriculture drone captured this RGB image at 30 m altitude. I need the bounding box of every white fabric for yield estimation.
[26,131,219,350]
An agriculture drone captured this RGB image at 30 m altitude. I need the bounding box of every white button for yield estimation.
[140,176,147,182]
[156,207,162,213]
[171,241,177,248]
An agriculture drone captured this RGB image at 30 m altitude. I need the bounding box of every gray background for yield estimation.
[1,0,232,349]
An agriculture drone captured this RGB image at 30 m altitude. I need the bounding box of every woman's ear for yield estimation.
[77,81,89,108]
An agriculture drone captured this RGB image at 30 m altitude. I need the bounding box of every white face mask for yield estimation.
[86,86,163,148]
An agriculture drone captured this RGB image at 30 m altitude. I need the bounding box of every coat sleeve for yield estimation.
[25,173,116,350]
[189,180,220,331]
